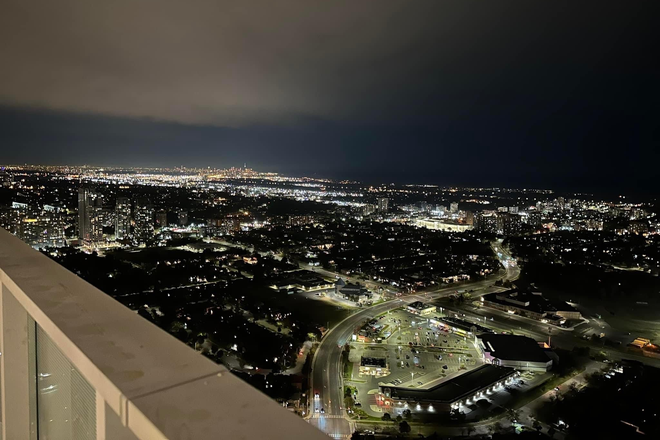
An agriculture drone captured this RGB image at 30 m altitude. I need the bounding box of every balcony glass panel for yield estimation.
[36,325,96,440]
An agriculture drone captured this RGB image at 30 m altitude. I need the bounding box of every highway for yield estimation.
[308,242,519,437]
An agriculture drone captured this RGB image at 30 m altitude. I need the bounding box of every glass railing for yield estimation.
[0,229,327,439]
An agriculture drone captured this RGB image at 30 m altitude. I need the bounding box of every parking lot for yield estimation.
[346,308,483,416]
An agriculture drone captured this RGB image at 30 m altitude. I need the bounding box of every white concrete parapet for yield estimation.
[0,229,327,439]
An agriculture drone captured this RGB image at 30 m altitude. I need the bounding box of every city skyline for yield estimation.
[1,2,659,439]
[2,163,659,439]
[1,162,657,199]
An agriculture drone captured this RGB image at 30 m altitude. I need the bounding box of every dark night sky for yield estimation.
[1,1,658,193]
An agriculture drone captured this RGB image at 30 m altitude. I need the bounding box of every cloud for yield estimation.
[2,1,654,129]
[0,0,415,126]
[0,1,658,193]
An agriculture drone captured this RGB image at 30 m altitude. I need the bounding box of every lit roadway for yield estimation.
[308,242,519,438]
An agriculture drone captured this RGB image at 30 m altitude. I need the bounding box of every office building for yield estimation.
[450,202,459,213]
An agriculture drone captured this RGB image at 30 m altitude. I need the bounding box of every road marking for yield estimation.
[311,414,345,419]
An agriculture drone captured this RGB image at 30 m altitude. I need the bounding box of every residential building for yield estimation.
[115,197,131,239]
[474,212,498,233]
[133,198,155,243]
[497,213,523,235]
[361,204,377,216]
[377,197,389,213]
[78,187,104,243]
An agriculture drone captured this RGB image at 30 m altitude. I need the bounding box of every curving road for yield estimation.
[308,243,519,437]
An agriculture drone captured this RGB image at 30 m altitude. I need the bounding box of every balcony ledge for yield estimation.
[0,229,327,439]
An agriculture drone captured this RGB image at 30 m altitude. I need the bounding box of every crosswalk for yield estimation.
[310,413,344,419]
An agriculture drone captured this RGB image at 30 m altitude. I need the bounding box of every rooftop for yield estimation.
[387,364,515,403]
[478,334,552,363]
[341,281,365,291]
[361,356,387,368]
[484,289,577,315]
[408,301,433,310]
[437,316,495,334]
